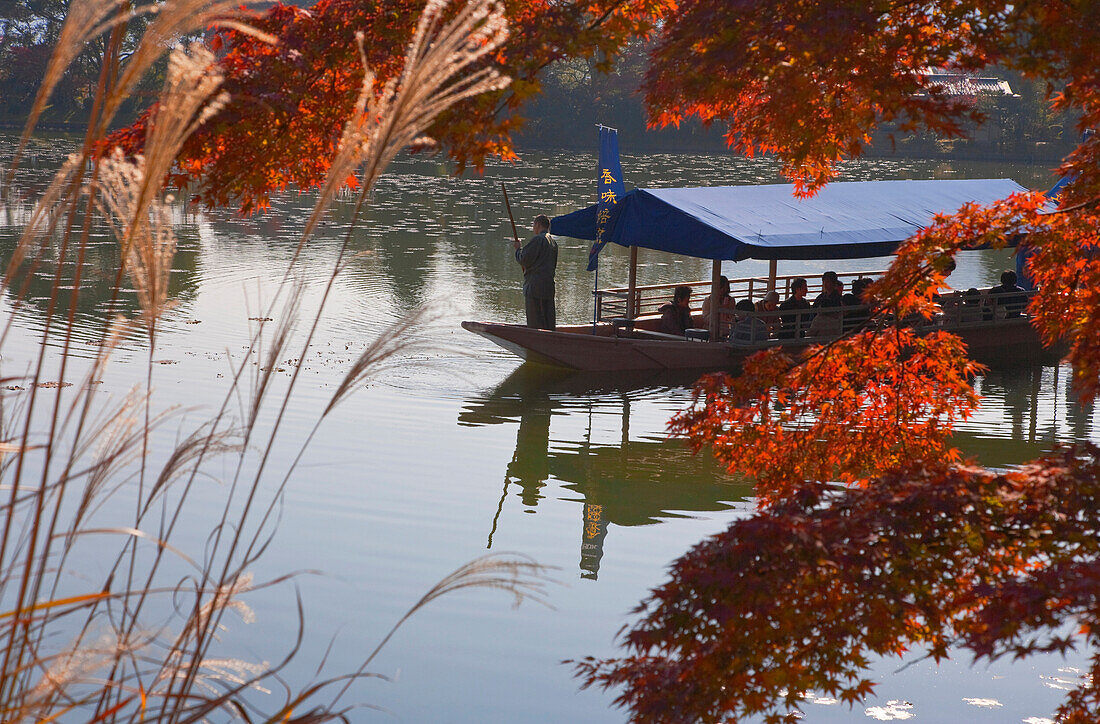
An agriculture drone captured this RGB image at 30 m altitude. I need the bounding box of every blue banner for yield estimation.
[587,126,626,272]
[1045,131,1094,201]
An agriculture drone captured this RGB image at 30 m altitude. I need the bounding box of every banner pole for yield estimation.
[500,182,520,244]
[592,261,599,334]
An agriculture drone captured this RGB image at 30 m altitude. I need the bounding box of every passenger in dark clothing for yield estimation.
[842,277,873,332]
[960,287,984,323]
[658,285,694,336]
[778,277,811,339]
[990,269,1028,318]
[732,299,769,344]
[514,214,558,329]
[812,270,843,308]
[807,294,842,337]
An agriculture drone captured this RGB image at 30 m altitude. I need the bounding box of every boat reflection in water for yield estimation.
[459,366,750,580]
[954,362,1097,467]
[462,359,1097,579]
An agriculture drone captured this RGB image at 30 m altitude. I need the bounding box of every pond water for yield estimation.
[0,132,1093,722]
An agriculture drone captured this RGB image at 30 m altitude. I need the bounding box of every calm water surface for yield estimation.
[0,133,1092,722]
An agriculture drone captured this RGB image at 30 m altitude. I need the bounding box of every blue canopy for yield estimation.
[551,178,1030,261]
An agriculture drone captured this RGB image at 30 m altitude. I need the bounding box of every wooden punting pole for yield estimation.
[627,245,639,318]
[709,258,722,341]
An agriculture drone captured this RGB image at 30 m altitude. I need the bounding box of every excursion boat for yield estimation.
[463,179,1057,372]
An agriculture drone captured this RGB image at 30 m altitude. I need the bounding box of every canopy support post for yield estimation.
[709,259,721,341]
[627,245,639,319]
[768,259,778,292]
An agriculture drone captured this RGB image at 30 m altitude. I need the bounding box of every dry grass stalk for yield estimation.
[300,0,510,246]
[151,573,267,700]
[337,553,552,705]
[142,424,243,519]
[126,42,228,245]
[95,42,228,327]
[247,282,303,432]
[193,572,257,634]
[15,633,130,722]
[324,305,437,416]
[94,149,178,327]
[99,0,274,129]
[63,388,176,537]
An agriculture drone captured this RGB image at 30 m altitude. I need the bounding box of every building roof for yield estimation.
[920,70,1014,96]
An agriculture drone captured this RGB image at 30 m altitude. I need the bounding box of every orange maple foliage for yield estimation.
[109,0,673,213]
[642,0,1100,195]
[670,328,982,506]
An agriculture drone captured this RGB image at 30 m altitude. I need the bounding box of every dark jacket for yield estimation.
[516,232,558,299]
[841,292,870,331]
[658,302,693,336]
[812,290,843,308]
[990,283,1027,317]
[777,297,811,338]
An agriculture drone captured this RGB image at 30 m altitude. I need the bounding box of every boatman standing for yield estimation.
[514,214,558,330]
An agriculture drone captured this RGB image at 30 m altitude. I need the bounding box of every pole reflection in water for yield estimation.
[461,365,751,580]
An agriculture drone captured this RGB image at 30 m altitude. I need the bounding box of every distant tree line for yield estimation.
[515,41,733,153]
[517,41,1081,161]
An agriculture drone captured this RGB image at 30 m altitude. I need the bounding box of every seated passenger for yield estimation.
[938,290,962,320]
[807,295,842,338]
[990,270,1028,318]
[842,277,873,332]
[959,287,984,323]
[702,275,737,317]
[658,285,694,336]
[841,278,867,307]
[933,256,959,309]
[702,275,737,336]
[812,271,843,308]
[755,290,781,335]
[732,299,769,344]
[778,277,811,339]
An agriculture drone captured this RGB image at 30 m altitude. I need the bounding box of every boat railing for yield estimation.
[716,288,1037,346]
[595,270,885,322]
[933,288,1036,327]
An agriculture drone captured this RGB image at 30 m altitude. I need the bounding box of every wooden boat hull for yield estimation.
[952,318,1064,367]
[463,321,801,372]
[462,318,1061,372]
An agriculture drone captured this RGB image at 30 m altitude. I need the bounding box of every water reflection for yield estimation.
[0,210,201,345]
[462,366,750,579]
[954,363,1097,467]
